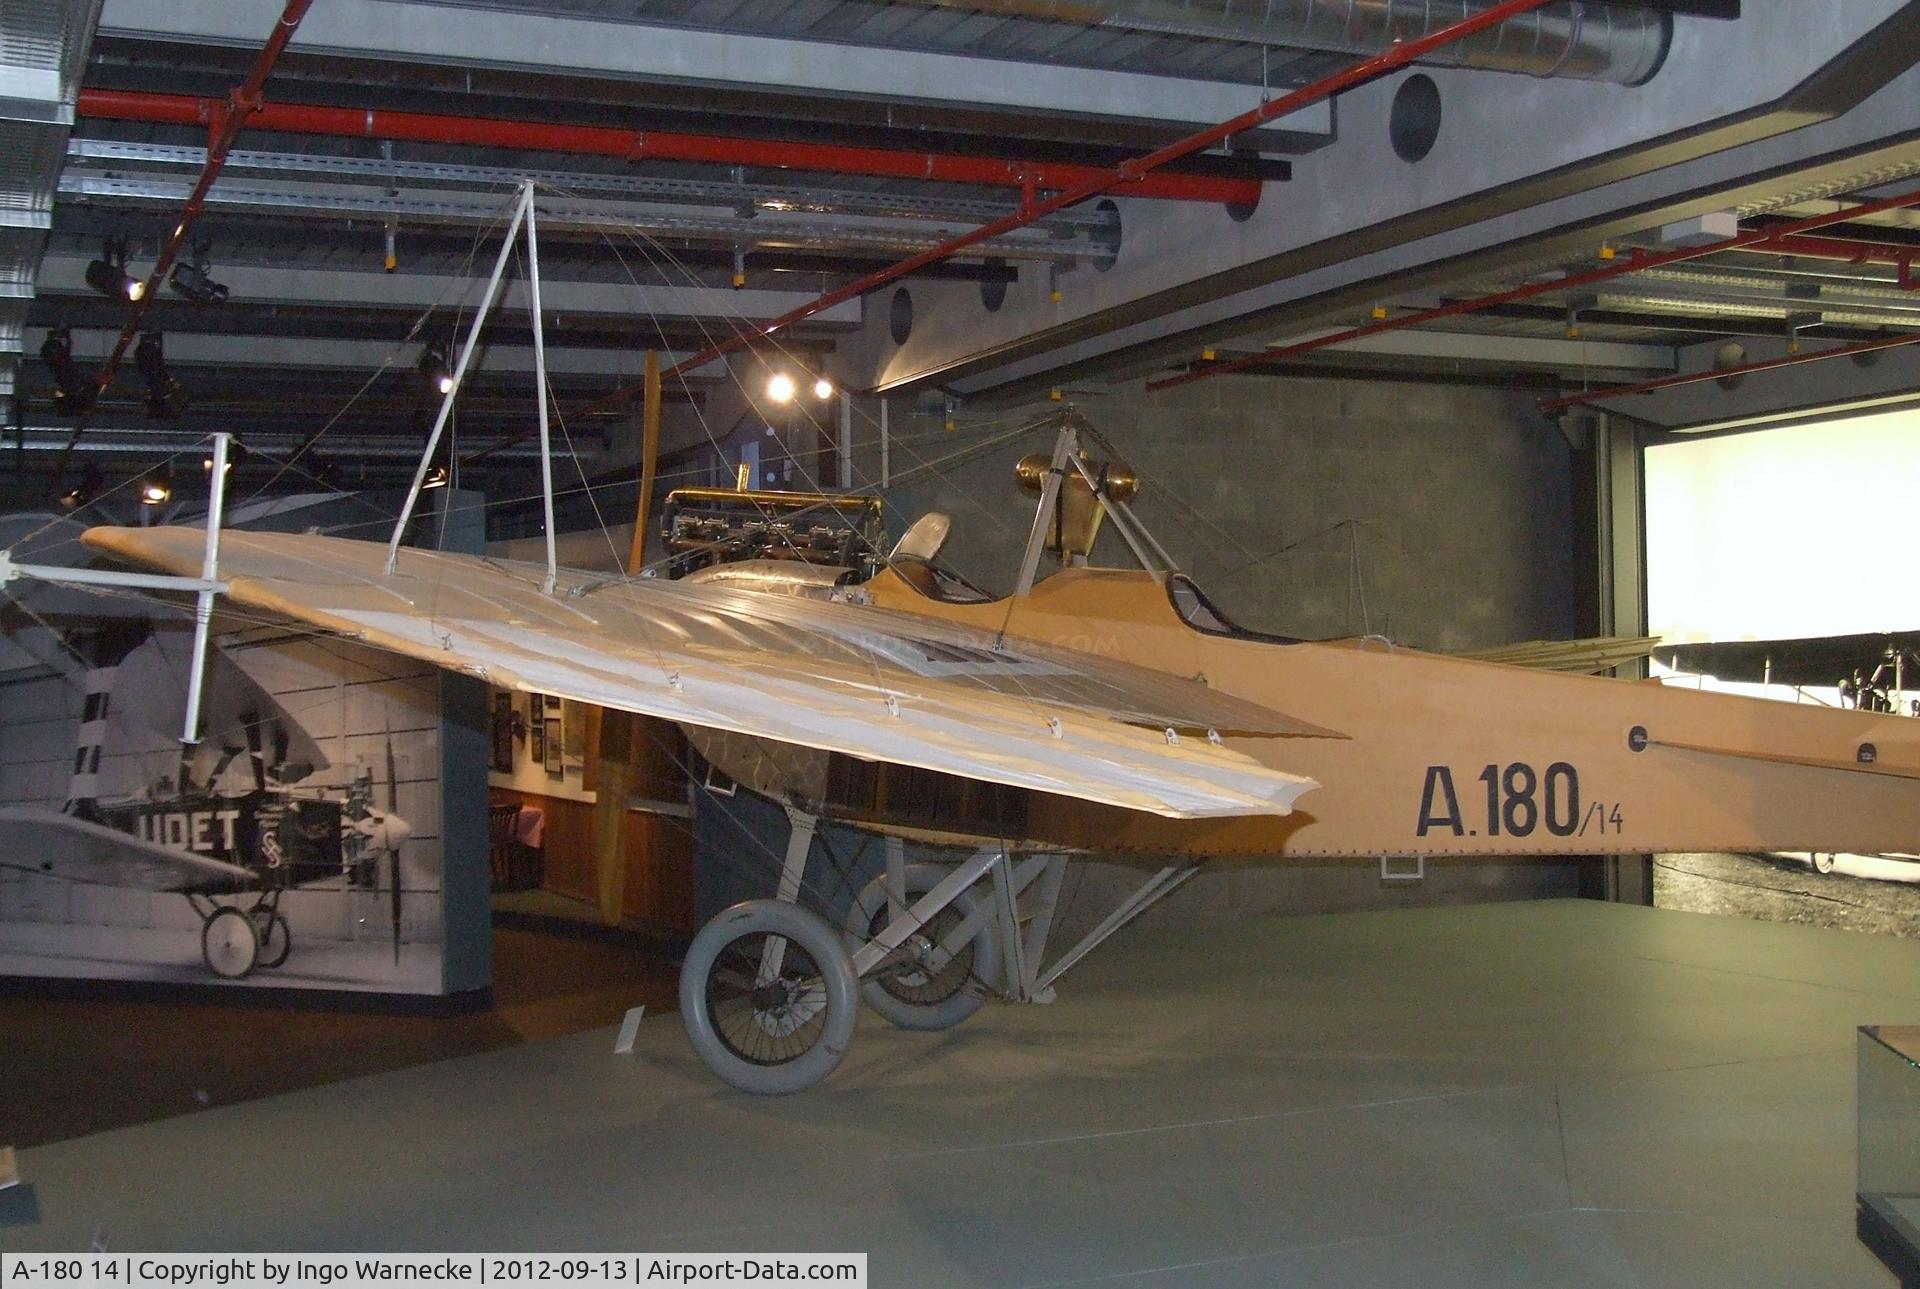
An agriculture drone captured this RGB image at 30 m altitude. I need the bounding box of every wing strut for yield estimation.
[179,431,230,745]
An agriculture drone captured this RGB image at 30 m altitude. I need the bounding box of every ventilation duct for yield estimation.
[915,1,1672,85]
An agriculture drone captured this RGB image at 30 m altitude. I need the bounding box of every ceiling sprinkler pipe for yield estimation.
[916,0,1670,85]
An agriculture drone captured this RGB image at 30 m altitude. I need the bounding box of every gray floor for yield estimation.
[5,899,1914,1286]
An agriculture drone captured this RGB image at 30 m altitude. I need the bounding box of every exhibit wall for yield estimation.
[1646,407,1920,936]
[0,616,451,993]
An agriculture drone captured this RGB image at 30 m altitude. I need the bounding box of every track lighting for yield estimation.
[134,331,186,419]
[39,328,94,416]
[168,240,229,304]
[766,372,796,403]
[84,238,145,303]
[139,464,173,506]
[418,344,455,396]
[58,464,103,512]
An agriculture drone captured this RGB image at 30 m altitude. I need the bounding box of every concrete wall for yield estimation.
[846,371,1586,937]
[867,373,1575,652]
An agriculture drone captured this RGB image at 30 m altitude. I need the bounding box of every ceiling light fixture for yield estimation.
[812,377,834,400]
[139,464,173,506]
[39,328,95,416]
[418,344,455,397]
[203,440,249,473]
[134,331,186,419]
[168,239,230,304]
[84,237,145,303]
[58,464,103,512]
[766,372,796,403]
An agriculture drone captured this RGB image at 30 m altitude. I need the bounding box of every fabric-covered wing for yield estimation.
[84,528,1336,819]
[0,807,256,891]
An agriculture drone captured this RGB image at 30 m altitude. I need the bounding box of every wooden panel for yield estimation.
[624,809,696,937]
[489,786,695,936]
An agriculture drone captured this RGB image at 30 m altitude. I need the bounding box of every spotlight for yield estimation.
[812,377,834,400]
[134,331,186,419]
[422,464,450,490]
[58,464,103,512]
[138,464,173,506]
[39,328,95,416]
[168,241,229,304]
[418,344,455,396]
[766,372,796,403]
[84,238,145,303]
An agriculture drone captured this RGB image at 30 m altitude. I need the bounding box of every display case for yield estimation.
[1860,1026,1920,1285]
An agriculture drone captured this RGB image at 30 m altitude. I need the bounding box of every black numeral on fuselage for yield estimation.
[1420,762,1579,839]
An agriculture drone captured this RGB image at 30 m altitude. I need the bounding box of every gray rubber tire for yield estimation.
[845,864,1001,1032]
[679,899,857,1095]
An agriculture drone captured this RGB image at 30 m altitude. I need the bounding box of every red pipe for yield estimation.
[1535,331,1920,414]
[76,88,1264,208]
[1146,188,1920,391]
[613,0,1561,400]
[1733,231,1917,277]
[56,1,316,482]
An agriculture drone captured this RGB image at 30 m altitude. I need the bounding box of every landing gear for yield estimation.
[201,905,259,979]
[846,864,999,1031]
[673,804,1193,1094]
[679,899,858,1096]
[256,909,292,969]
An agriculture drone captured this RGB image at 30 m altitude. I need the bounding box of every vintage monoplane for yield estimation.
[7,402,1918,1090]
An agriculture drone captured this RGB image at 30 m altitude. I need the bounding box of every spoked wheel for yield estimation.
[846,864,1001,1031]
[255,910,292,969]
[680,899,857,1095]
[201,905,260,979]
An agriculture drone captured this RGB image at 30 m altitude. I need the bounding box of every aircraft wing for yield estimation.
[1661,632,1920,686]
[0,806,256,891]
[83,527,1337,819]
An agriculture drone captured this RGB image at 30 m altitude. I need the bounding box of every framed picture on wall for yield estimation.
[490,691,514,773]
[562,699,587,766]
[543,716,564,775]
[530,713,546,765]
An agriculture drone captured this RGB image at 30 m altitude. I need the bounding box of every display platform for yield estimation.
[9,898,1917,1286]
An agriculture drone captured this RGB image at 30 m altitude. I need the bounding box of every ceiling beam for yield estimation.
[25,326,700,378]
[33,252,864,324]
[97,0,1332,141]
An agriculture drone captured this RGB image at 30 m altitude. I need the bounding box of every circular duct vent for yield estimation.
[1390,74,1442,164]
[1713,341,1748,391]
[980,258,1008,312]
[1091,199,1122,271]
[889,287,914,344]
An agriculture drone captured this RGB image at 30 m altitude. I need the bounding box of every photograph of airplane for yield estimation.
[0,627,415,980]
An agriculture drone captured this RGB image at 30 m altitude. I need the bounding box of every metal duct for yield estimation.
[917,0,1671,85]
